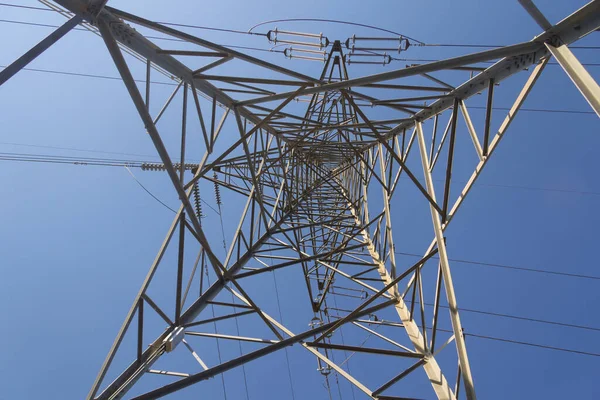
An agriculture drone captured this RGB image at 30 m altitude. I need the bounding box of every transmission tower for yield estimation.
[1,1,599,399]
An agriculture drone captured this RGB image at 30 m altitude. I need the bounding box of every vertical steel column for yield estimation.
[376,143,398,282]
[545,43,600,117]
[175,214,185,325]
[136,299,144,362]
[176,85,188,324]
[482,79,494,156]
[416,121,476,400]
[442,99,458,221]
[145,59,151,110]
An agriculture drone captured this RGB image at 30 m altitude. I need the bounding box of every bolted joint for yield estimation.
[163,327,185,352]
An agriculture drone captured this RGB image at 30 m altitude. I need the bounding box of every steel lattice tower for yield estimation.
[1,1,599,399]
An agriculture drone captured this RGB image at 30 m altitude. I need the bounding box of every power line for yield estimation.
[391,56,600,67]
[0,18,284,54]
[0,3,266,36]
[0,150,145,165]
[468,180,600,197]
[0,18,87,30]
[0,2,49,12]
[398,323,600,358]
[395,251,600,281]
[155,20,265,37]
[458,305,600,332]
[417,43,600,50]
[465,331,600,358]
[0,151,144,167]
[0,140,162,160]
[0,63,177,86]
[125,166,221,220]
[124,166,178,213]
[407,300,600,332]
[0,151,222,214]
[359,318,600,358]
[439,177,600,199]
[343,310,596,380]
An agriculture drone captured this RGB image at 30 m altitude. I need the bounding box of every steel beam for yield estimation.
[518,0,552,30]
[416,121,476,399]
[545,43,600,117]
[0,15,82,86]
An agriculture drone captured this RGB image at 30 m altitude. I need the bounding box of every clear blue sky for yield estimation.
[0,1,599,399]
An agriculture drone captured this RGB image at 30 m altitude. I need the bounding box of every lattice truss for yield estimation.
[2,1,599,400]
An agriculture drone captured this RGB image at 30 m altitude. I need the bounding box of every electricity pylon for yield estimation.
[1,1,599,399]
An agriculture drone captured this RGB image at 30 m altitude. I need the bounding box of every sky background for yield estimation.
[0,0,599,399]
